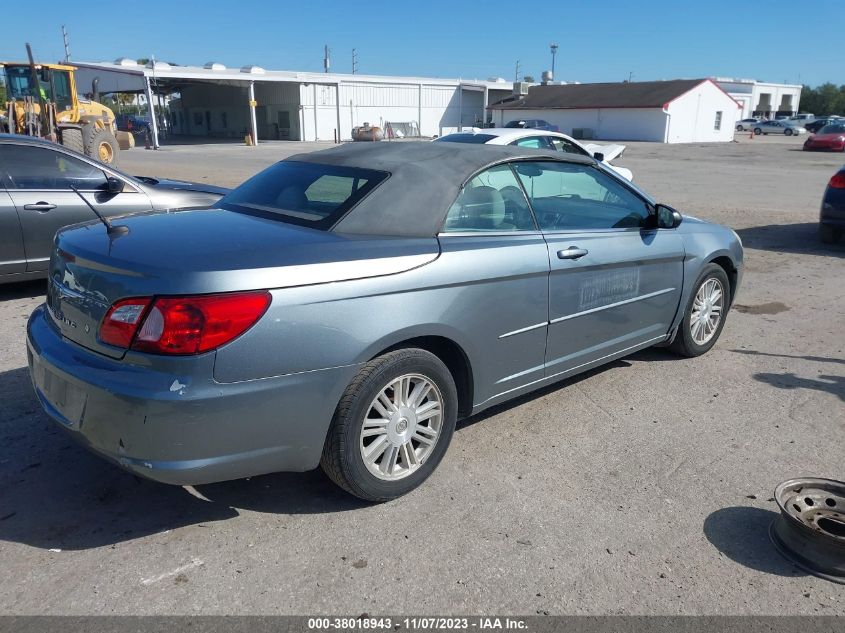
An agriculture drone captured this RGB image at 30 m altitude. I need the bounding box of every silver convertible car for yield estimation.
[27,142,743,501]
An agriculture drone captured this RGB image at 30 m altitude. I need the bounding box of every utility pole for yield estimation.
[550,43,558,79]
[628,71,634,82]
[352,48,358,74]
[324,45,331,73]
[61,25,70,61]
[514,60,521,82]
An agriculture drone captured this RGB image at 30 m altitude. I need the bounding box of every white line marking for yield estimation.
[141,558,204,586]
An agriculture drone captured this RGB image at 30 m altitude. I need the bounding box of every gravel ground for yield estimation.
[0,133,843,615]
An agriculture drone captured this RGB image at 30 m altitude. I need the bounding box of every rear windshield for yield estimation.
[435,133,497,144]
[219,161,388,229]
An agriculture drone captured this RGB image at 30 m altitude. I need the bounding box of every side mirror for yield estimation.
[105,176,124,194]
[593,152,605,162]
[654,203,683,228]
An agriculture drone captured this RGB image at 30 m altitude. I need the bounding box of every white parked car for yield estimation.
[434,128,633,181]
[736,118,764,131]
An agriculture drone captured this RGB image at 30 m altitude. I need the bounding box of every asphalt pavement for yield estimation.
[0,133,843,615]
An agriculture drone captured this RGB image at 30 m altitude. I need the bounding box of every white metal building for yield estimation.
[489,79,742,143]
[70,59,513,147]
[712,77,802,119]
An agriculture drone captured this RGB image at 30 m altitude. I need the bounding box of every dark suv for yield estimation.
[504,119,560,132]
[820,166,845,243]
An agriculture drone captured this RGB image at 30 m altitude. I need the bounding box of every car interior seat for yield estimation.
[459,185,509,230]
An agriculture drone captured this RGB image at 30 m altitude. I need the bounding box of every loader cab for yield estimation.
[2,63,78,115]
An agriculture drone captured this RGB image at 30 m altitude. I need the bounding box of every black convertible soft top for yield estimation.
[288,141,594,237]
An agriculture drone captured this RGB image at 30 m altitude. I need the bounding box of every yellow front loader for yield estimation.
[1,44,132,165]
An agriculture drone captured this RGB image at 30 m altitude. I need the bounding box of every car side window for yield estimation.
[549,137,589,156]
[442,164,536,232]
[513,161,650,231]
[512,136,552,150]
[0,145,108,191]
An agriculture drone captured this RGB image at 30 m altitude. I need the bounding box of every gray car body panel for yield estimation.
[0,135,226,284]
[27,142,744,485]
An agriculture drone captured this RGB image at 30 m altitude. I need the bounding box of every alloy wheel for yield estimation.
[690,278,724,345]
[359,373,444,481]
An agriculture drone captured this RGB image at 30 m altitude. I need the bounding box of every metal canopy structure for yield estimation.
[70,60,513,148]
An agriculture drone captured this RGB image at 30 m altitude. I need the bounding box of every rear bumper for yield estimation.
[26,305,357,485]
[821,193,845,226]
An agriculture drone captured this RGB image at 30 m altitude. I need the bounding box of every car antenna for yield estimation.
[69,184,129,236]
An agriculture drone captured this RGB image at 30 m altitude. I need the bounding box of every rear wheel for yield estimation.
[60,128,84,154]
[670,264,730,358]
[785,128,793,136]
[819,224,841,244]
[86,128,120,166]
[321,348,458,502]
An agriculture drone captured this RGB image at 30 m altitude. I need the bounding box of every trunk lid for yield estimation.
[47,208,440,358]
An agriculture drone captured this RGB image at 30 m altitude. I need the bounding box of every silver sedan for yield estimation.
[753,120,807,136]
[0,135,228,284]
[27,142,743,501]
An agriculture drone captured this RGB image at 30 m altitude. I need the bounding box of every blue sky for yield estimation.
[1,0,841,87]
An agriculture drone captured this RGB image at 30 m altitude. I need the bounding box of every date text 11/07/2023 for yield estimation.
[307,617,529,631]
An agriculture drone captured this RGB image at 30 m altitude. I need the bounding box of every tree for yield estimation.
[523,75,535,83]
[0,80,6,104]
[800,83,845,116]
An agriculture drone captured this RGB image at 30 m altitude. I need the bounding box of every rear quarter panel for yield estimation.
[213,234,551,410]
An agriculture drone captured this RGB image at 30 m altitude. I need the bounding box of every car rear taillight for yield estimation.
[100,298,152,348]
[830,173,845,189]
[99,291,271,355]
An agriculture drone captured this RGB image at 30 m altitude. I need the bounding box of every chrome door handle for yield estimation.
[24,202,57,212]
[557,247,589,260]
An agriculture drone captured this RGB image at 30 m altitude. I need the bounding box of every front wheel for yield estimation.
[670,264,731,358]
[754,128,762,135]
[736,125,743,131]
[321,348,458,501]
[86,128,120,165]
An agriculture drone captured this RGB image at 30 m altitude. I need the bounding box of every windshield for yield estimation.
[434,133,496,144]
[504,121,525,128]
[819,124,845,134]
[4,66,43,99]
[219,161,389,230]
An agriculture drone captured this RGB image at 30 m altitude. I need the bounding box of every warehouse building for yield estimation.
[70,59,513,147]
[489,79,742,143]
[712,77,802,119]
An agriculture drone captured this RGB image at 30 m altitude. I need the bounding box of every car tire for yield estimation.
[785,128,793,136]
[321,348,458,502]
[754,128,762,135]
[60,128,84,154]
[819,224,841,244]
[86,128,120,166]
[670,263,731,358]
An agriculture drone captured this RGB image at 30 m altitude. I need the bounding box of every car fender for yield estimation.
[668,230,743,338]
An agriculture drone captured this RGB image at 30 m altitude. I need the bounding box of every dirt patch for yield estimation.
[733,302,790,315]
